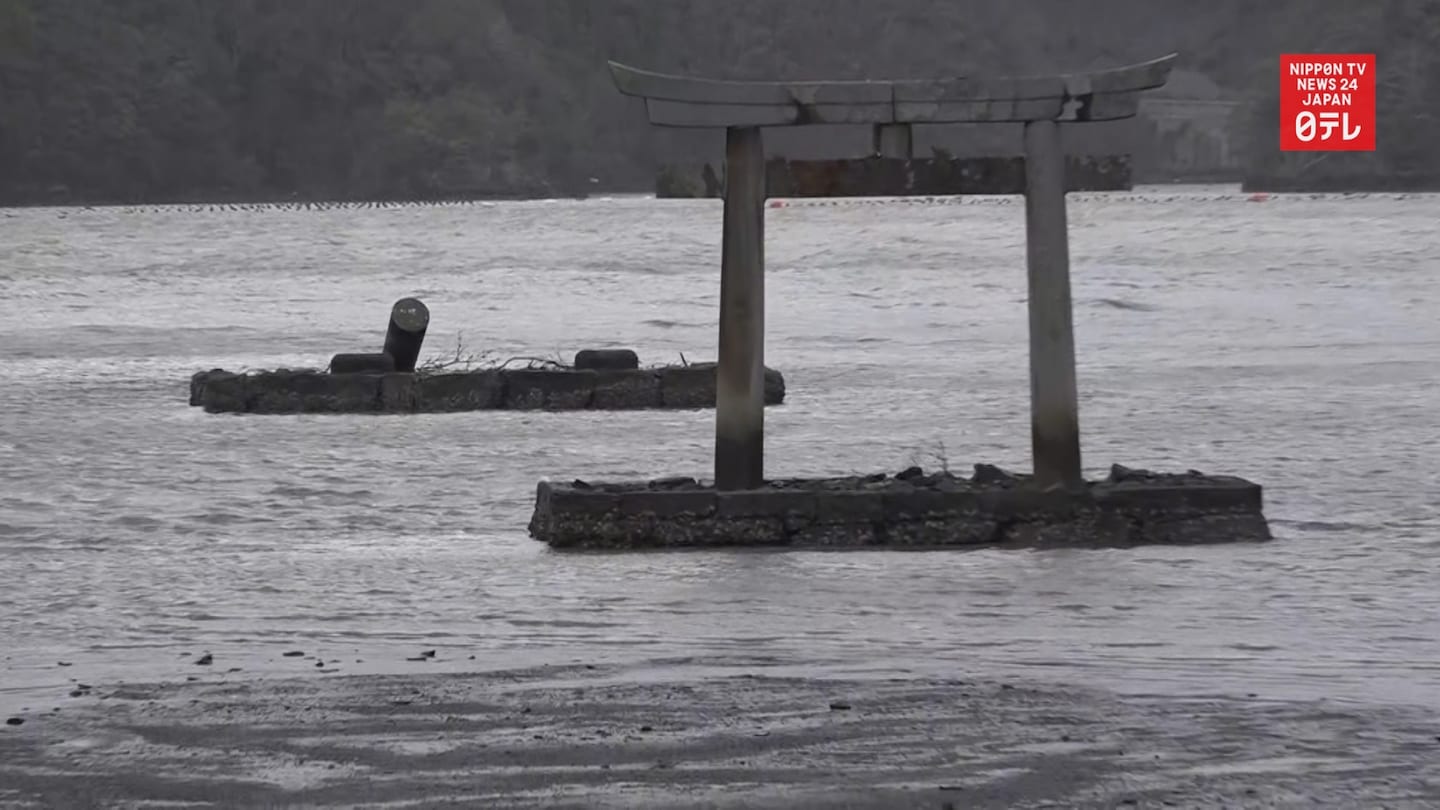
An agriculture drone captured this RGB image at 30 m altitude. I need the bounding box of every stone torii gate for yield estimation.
[609,55,1178,491]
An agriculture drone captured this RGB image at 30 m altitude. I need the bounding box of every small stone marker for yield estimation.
[574,348,640,370]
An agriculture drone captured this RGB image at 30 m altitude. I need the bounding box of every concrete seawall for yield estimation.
[529,465,1270,550]
[190,364,786,414]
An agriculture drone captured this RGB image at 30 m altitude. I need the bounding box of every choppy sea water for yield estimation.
[1,188,1437,715]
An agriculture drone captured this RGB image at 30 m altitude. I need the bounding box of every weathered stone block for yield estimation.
[813,490,884,524]
[415,371,504,412]
[618,490,717,518]
[1139,513,1273,545]
[882,488,979,520]
[1094,479,1262,513]
[502,370,594,410]
[550,487,621,517]
[379,373,419,411]
[790,523,877,547]
[658,366,717,409]
[763,368,786,405]
[880,518,999,547]
[716,489,817,519]
[591,369,663,409]
[976,487,1088,520]
[194,370,246,413]
[246,371,381,413]
[657,364,786,408]
[190,364,783,413]
[528,467,1269,551]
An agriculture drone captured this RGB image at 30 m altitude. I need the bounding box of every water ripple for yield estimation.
[0,188,1438,711]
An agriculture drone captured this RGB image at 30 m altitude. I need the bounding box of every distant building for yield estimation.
[1134,69,1247,182]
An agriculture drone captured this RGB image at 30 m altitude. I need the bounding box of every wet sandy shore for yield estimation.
[1,662,1437,809]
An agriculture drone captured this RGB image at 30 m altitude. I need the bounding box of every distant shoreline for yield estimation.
[1242,174,1440,193]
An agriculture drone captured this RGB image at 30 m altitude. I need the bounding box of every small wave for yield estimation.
[1270,519,1377,533]
[1093,298,1159,312]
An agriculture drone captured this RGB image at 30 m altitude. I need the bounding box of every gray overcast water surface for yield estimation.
[1,189,1437,715]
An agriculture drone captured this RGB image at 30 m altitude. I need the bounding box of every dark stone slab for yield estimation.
[658,363,785,409]
[528,466,1271,551]
[189,365,786,414]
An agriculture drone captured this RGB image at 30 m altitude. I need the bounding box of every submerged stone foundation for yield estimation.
[190,364,786,414]
[528,464,1270,550]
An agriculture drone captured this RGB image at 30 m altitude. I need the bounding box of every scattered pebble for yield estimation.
[420,650,436,659]
[315,661,324,668]
[1000,684,1015,691]
[185,676,199,682]
[56,661,72,667]
[283,651,305,658]
[227,667,242,673]
[468,655,475,660]
[640,725,653,732]
[5,718,22,726]
[405,656,428,662]
[195,654,213,666]
[829,701,852,711]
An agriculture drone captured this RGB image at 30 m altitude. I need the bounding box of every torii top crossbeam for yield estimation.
[608,54,1177,127]
[608,56,1177,492]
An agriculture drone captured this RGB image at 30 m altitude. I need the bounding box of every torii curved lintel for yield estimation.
[608,54,1178,128]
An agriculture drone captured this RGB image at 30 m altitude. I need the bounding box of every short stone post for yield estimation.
[715,126,766,490]
[383,298,430,374]
[1022,121,1083,487]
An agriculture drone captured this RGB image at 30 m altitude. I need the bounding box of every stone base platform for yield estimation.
[190,364,786,414]
[528,464,1270,550]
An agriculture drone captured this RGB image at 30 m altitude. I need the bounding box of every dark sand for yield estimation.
[2,662,1437,809]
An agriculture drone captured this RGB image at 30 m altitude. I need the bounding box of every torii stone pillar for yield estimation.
[609,55,1177,490]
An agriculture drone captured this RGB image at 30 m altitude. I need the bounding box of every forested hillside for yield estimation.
[0,0,1435,204]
